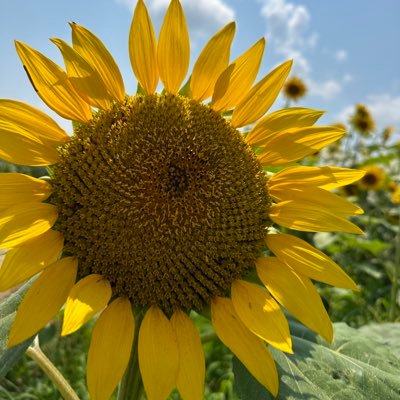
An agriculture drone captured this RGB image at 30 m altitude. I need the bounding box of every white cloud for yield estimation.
[334,49,348,62]
[336,93,400,131]
[116,0,235,37]
[308,79,342,101]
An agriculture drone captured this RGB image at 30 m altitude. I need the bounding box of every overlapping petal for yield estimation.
[71,22,125,102]
[0,230,63,291]
[51,38,113,110]
[256,257,333,342]
[246,107,324,147]
[0,99,68,145]
[231,60,292,128]
[0,173,52,210]
[7,257,77,347]
[62,274,112,336]
[0,203,58,249]
[87,297,134,400]
[212,38,265,112]
[212,297,278,396]
[266,234,359,290]
[139,306,179,400]
[15,41,92,122]
[190,22,235,102]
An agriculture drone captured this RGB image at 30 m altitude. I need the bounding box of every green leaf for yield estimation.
[0,280,35,378]
[233,321,400,399]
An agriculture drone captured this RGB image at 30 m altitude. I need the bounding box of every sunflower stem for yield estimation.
[389,211,400,321]
[26,337,79,400]
[117,310,144,400]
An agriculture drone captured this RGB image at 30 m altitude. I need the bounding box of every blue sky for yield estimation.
[0,0,399,135]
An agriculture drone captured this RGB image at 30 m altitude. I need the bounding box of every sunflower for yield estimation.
[283,76,308,102]
[349,103,375,136]
[358,165,386,191]
[0,1,365,399]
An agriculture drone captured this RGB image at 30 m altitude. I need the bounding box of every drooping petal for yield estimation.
[87,297,134,400]
[7,257,77,347]
[231,280,292,353]
[0,99,69,145]
[212,38,265,112]
[269,166,366,190]
[211,297,278,397]
[258,126,345,166]
[62,274,112,336]
[51,38,112,111]
[0,230,63,291]
[157,0,190,94]
[0,120,59,166]
[129,0,158,94]
[268,200,364,234]
[171,310,205,400]
[14,41,92,122]
[269,186,363,217]
[256,257,333,342]
[0,203,58,249]
[190,22,235,102]
[71,22,125,102]
[139,306,179,400]
[0,173,52,210]
[266,234,359,290]
[246,107,324,147]
[231,60,292,128]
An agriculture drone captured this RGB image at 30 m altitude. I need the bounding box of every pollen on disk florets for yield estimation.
[50,94,270,312]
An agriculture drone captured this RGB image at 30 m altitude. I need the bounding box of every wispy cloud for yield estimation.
[334,49,348,62]
[115,0,235,37]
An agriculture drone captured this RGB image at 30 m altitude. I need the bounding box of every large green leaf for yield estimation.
[233,321,400,399]
[0,281,34,378]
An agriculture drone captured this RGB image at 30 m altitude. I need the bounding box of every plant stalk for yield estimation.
[26,338,79,400]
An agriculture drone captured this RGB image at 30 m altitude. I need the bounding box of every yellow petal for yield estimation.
[231,280,292,353]
[191,22,236,102]
[246,107,324,147]
[171,310,205,400]
[51,38,112,111]
[269,166,366,190]
[71,23,125,102]
[139,306,178,400]
[268,200,364,234]
[0,99,69,145]
[62,274,111,336]
[87,297,134,400]
[0,230,63,292]
[212,38,265,112]
[258,126,345,166]
[269,186,363,216]
[256,257,333,342]
[0,120,59,166]
[266,233,359,290]
[0,173,52,210]
[129,0,158,94]
[0,203,58,249]
[211,297,278,397]
[157,0,190,94]
[231,60,292,128]
[15,41,92,123]
[7,257,77,347]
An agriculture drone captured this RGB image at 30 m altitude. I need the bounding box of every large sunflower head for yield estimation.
[0,1,365,399]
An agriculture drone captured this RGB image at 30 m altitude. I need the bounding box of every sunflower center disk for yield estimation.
[50,94,270,312]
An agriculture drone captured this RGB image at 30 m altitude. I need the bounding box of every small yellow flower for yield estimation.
[358,165,386,191]
[382,126,395,143]
[349,104,375,136]
[0,1,364,399]
[391,186,400,204]
[283,76,308,102]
